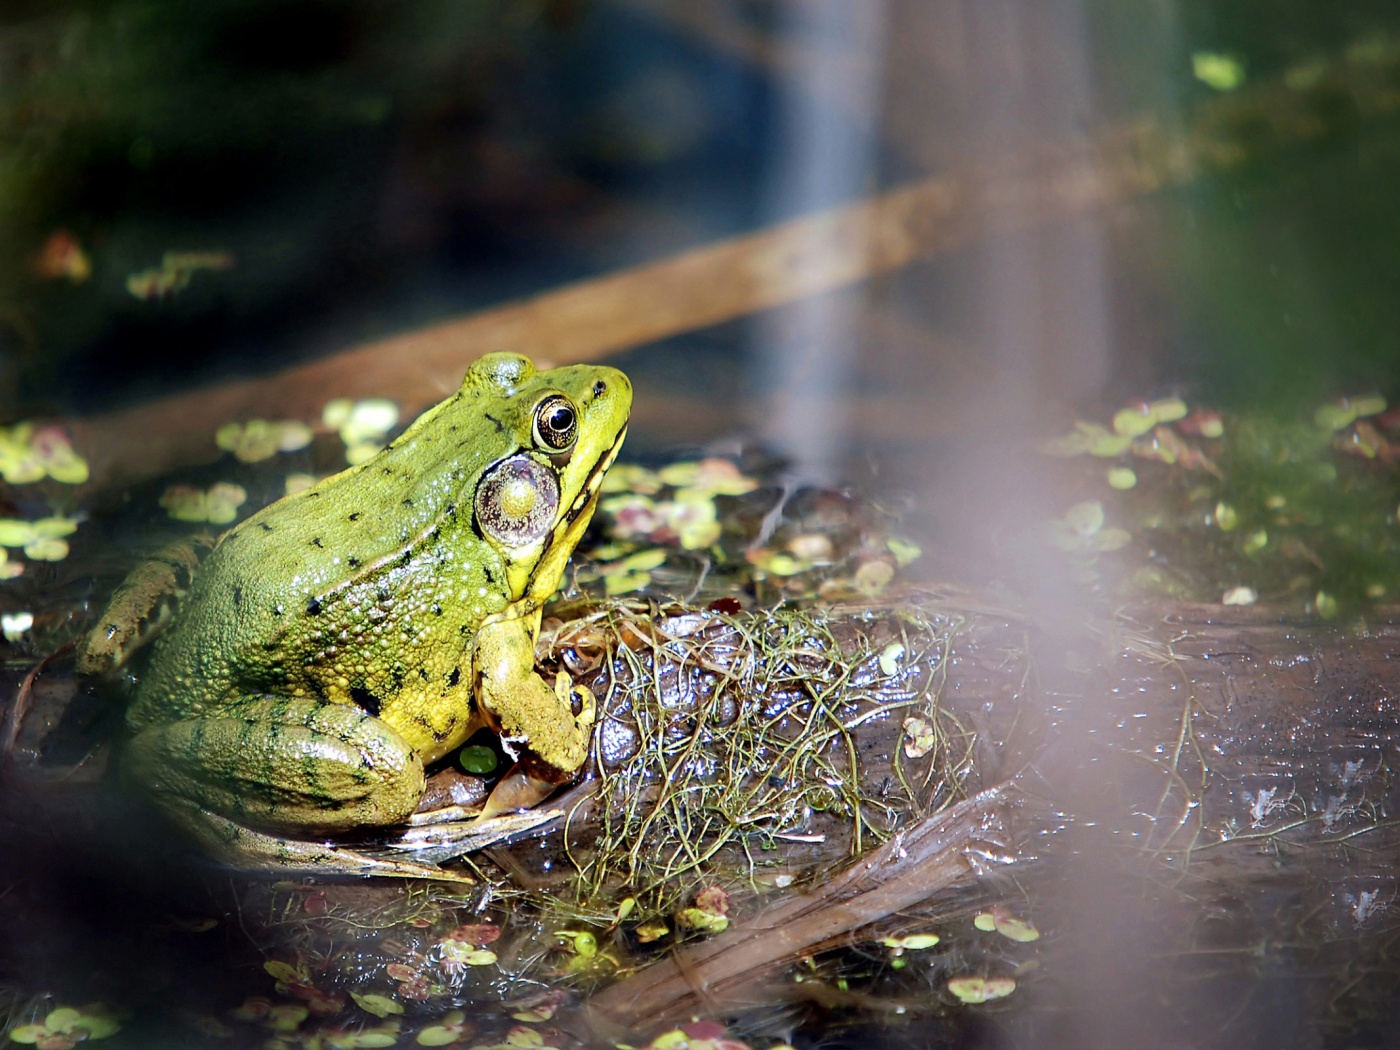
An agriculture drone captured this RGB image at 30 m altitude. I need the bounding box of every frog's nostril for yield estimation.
[593,380,606,397]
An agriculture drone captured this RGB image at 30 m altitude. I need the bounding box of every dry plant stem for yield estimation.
[71,177,957,489]
[67,131,1168,490]
[585,784,1018,1029]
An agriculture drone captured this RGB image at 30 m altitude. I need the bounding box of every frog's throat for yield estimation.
[507,424,628,607]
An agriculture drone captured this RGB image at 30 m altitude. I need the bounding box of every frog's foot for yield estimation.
[474,620,597,774]
[168,802,478,882]
[384,807,563,865]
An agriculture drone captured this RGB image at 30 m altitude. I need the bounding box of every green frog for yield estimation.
[82,352,630,878]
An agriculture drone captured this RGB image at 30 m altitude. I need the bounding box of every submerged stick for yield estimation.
[585,784,1019,1029]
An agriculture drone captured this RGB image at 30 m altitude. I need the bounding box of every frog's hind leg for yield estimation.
[126,695,438,876]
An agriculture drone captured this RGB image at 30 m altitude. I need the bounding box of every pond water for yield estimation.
[4,2,1400,1048]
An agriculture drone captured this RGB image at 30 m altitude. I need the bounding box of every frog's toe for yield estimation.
[164,799,476,882]
[386,807,562,864]
[572,682,597,733]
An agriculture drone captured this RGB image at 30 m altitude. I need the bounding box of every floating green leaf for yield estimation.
[1106,467,1137,490]
[948,975,1017,1004]
[349,992,404,1018]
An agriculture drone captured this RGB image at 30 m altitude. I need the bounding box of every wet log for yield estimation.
[478,598,1400,1028]
[4,594,1395,1035]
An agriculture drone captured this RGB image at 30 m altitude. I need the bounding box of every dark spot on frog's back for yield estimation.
[305,597,322,616]
[349,685,381,717]
[310,537,323,549]
[446,667,461,688]
[260,523,274,532]
[484,412,505,434]
[232,585,242,606]
[347,556,361,569]
[348,512,360,522]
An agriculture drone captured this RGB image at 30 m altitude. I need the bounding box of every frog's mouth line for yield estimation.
[561,425,627,526]
[517,423,626,608]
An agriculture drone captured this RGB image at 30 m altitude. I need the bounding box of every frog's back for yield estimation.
[127,399,511,729]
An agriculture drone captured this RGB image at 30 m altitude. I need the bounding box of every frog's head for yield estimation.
[464,353,631,604]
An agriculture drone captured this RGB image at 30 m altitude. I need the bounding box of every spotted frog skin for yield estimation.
[94,353,630,876]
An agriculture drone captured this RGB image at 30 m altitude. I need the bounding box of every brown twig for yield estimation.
[69,175,967,490]
[584,783,1020,1030]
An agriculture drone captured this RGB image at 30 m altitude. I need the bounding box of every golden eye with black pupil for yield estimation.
[533,395,577,452]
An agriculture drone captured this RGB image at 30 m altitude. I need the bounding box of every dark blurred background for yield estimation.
[5,0,1400,585]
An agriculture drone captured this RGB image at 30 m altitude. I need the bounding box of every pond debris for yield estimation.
[467,1026,562,1050]
[1221,585,1257,606]
[323,398,399,464]
[880,932,941,952]
[31,229,91,283]
[901,716,936,759]
[0,516,79,563]
[0,424,88,485]
[621,1020,767,1050]
[676,885,731,933]
[0,549,23,579]
[5,1005,121,1049]
[547,600,967,920]
[1313,394,1387,433]
[554,928,618,977]
[946,975,1016,1004]
[2,610,34,640]
[1106,466,1137,490]
[348,991,404,1019]
[215,419,314,463]
[323,1019,401,1049]
[1041,396,1400,615]
[125,250,234,300]
[591,548,668,596]
[1192,51,1246,91]
[507,994,564,1027]
[973,908,1040,943]
[263,959,345,1016]
[1046,500,1131,554]
[416,1011,475,1046]
[158,482,247,524]
[584,456,923,606]
[601,458,757,552]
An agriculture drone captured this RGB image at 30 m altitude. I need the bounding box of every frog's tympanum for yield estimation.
[83,353,630,878]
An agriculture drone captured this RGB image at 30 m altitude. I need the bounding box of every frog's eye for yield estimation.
[475,455,560,547]
[533,395,577,453]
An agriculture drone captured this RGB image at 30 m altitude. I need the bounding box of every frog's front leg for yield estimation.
[126,696,452,878]
[473,611,595,810]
